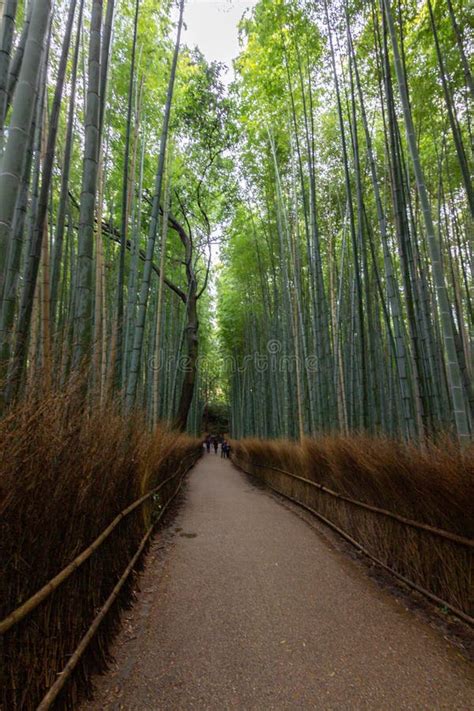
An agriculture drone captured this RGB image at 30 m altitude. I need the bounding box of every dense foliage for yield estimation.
[0,0,471,442]
[0,0,232,432]
[219,0,472,442]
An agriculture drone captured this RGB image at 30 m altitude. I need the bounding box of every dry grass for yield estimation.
[233,435,473,618]
[0,382,200,710]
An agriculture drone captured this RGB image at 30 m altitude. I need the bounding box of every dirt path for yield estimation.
[84,453,473,710]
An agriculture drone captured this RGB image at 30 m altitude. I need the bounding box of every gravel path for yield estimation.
[84,453,473,710]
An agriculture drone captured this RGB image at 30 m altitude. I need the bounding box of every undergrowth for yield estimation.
[233,435,473,619]
[0,382,201,710]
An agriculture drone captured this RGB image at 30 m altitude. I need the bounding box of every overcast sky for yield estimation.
[182,0,257,82]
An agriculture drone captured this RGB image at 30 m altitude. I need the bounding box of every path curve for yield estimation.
[84,453,473,710]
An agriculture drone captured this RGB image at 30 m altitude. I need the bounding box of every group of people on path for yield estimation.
[204,434,231,459]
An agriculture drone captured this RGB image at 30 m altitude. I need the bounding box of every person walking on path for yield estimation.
[205,436,211,454]
[213,437,218,455]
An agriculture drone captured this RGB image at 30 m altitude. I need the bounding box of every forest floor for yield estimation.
[82,453,474,710]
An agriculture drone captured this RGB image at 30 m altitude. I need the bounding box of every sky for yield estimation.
[182,0,257,83]
[180,0,258,273]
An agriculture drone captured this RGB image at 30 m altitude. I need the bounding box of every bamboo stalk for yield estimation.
[153,166,171,426]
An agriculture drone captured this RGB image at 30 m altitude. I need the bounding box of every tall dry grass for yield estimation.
[233,435,473,618]
[0,382,201,710]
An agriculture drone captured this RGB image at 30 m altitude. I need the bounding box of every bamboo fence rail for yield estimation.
[0,449,200,635]
[232,455,474,626]
[246,460,474,547]
[35,459,191,711]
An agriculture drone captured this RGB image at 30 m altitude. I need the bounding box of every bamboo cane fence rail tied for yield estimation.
[35,459,190,711]
[232,455,474,627]
[0,450,199,636]
[247,460,474,548]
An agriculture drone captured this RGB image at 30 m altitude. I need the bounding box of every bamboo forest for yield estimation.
[0,0,472,442]
[1,0,473,708]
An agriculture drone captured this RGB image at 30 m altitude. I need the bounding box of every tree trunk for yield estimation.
[0,0,18,140]
[0,0,50,300]
[383,0,470,443]
[174,291,198,431]
[73,0,103,368]
[116,0,139,389]
[126,0,184,410]
[7,0,77,400]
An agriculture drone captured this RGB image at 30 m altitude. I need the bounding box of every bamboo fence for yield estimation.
[232,454,474,626]
[1,449,200,709]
